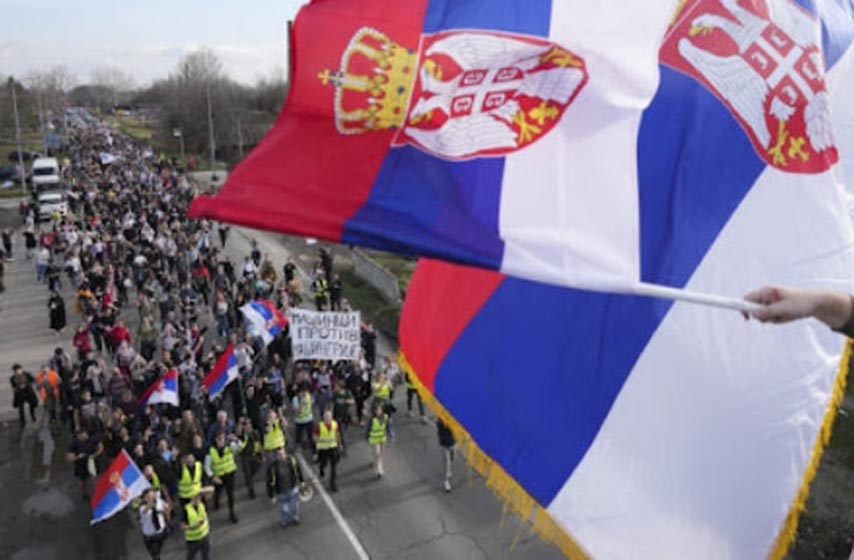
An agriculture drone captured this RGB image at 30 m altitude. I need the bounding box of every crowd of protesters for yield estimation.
[2,111,440,560]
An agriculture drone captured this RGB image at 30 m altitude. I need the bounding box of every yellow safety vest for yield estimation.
[263,420,285,451]
[405,375,415,390]
[369,415,388,445]
[374,382,391,402]
[316,421,339,451]
[238,434,261,455]
[184,502,209,542]
[178,461,202,499]
[210,446,237,476]
[295,393,313,424]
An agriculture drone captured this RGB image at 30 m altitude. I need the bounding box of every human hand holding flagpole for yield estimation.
[742,286,854,329]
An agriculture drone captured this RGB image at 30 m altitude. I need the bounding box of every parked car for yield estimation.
[6,150,41,162]
[0,165,22,183]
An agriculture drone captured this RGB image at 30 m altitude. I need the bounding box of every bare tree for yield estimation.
[90,65,134,107]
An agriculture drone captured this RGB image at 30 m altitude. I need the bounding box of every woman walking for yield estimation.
[367,402,389,479]
[48,290,67,334]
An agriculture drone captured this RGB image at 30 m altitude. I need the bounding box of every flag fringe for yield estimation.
[767,340,852,560]
[398,352,590,560]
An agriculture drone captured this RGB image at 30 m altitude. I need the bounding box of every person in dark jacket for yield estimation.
[266,447,305,528]
[48,290,67,333]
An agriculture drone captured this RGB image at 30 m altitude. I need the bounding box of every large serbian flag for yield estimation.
[91,449,150,525]
[400,1,854,559]
[189,0,677,292]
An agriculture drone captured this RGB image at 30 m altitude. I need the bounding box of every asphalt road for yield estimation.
[0,182,563,560]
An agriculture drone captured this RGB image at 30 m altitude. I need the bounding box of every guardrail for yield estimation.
[351,248,402,303]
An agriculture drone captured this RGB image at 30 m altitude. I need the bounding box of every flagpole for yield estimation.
[631,282,761,312]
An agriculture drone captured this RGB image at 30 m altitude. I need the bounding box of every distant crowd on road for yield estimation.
[2,110,452,560]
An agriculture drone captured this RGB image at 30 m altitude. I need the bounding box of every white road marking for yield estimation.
[296,452,370,560]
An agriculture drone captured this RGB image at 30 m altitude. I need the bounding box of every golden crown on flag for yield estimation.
[318,27,417,134]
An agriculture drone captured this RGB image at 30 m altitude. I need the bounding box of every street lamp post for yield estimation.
[173,128,185,162]
[8,77,28,197]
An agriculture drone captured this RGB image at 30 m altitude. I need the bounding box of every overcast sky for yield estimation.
[0,0,308,86]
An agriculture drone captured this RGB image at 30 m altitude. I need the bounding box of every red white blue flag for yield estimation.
[90,449,149,525]
[138,368,179,408]
[188,0,678,292]
[395,1,854,559]
[240,299,288,346]
[202,343,240,399]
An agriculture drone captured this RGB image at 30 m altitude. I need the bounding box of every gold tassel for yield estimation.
[767,340,852,559]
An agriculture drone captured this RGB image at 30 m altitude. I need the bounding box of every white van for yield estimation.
[37,191,67,221]
[31,157,61,191]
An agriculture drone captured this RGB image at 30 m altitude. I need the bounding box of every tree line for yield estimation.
[1,47,288,166]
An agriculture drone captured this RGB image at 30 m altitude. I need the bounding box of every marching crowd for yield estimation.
[3,113,452,560]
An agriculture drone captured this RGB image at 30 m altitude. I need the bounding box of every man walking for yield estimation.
[181,488,211,560]
[205,431,239,523]
[313,408,341,492]
[266,447,305,528]
[138,488,170,560]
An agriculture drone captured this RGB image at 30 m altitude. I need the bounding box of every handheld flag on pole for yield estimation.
[188,0,746,305]
[90,449,150,525]
[398,1,854,558]
[138,368,179,408]
[240,299,288,346]
[202,344,240,399]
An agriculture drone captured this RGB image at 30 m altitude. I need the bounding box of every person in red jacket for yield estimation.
[72,324,92,361]
[108,320,132,355]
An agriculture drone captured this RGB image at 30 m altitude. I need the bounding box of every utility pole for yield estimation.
[173,128,185,162]
[206,83,217,181]
[9,77,28,197]
[36,89,47,153]
[236,116,244,158]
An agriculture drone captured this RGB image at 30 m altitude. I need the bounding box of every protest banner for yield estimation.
[289,309,361,361]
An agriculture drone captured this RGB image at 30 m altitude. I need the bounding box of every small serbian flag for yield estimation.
[202,343,240,399]
[91,449,149,525]
[240,299,288,346]
[138,368,179,407]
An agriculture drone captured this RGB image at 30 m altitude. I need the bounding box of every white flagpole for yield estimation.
[630,282,761,312]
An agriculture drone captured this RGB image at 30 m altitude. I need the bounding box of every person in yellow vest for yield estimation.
[367,402,389,479]
[181,488,211,560]
[291,385,314,455]
[311,273,329,310]
[404,371,428,424]
[263,409,286,463]
[312,408,341,492]
[176,453,205,507]
[371,370,395,440]
[205,431,239,523]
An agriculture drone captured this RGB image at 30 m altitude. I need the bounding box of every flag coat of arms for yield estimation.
[189,0,679,292]
[240,299,288,346]
[202,344,240,399]
[395,1,854,559]
[138,368,179,408]
[91,449,150,525]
